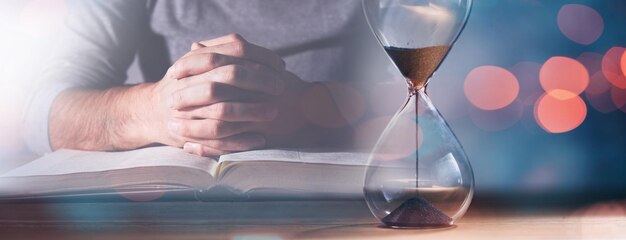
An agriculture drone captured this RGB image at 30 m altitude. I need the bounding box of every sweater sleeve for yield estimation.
[23,0,148,154]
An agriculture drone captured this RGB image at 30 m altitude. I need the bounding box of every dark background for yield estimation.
[428,0,626,203]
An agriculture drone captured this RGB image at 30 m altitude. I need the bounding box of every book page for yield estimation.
[218,149,370,166]
[213,149,371,199]
[1,146,217,178]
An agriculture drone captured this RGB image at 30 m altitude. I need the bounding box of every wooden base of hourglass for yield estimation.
[380,45,453,228]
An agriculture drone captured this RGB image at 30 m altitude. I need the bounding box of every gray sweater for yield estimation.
[24,0,383,154]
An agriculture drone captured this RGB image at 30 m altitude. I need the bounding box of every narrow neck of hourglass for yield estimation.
[407,79,426,96]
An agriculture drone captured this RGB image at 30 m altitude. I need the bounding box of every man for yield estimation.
[25,1,385,157]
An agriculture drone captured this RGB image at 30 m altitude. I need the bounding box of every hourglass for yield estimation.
[362,0,474,228]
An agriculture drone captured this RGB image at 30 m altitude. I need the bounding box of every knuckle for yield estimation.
[223,65,238,81]
[230,41,247,56]
[170,62,183,77]
[205,53,221,67]
[229,33,245,42]
[229,65,247,82]
[212,121,226,137]
[212,121,231,138]
[213,103,230,119]
[203,82,217,100]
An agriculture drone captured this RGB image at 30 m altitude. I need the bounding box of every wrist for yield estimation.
[105,83,160,150]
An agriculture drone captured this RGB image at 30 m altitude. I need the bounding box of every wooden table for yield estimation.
[0,200,624,239]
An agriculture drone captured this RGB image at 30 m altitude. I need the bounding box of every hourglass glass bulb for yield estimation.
[385,46,450,91]
[364,0,472,92]
[362,0,473,228]
[363,90,474,228]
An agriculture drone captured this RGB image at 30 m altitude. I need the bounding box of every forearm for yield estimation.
[49,84,156,151]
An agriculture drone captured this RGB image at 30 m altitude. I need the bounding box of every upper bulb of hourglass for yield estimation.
[362,0,473,228]
[363,0,472,91]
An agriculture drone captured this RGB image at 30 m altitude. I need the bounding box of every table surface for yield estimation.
[0,200,624,240]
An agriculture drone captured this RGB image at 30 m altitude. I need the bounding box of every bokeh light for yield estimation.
[557,4,604,45]
[582,63,615,113]
[468,100,524,132]
[602,47,626,89]
[19,0,67,37]
[540,56,589,97]
[621,51,626,78]
[586,89,618,114]
[611,87,626,113]
[464,66,519,110]
[586,71,613,95]
[535,91,587,134]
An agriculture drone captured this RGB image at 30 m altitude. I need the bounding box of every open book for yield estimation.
[0,147,370,200]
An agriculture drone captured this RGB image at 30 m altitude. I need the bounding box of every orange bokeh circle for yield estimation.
[585,71,613,95]
[540,57,589,97]
[621,51,626,79]
[586,89,618,114]
[602,47,626,89]
[534,90,587,134]
[557,4,604,45]
[611,87,626,113]
[464,66,519,110]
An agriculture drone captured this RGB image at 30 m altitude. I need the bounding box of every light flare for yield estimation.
[621,51,626,78]
[401,3,452,20]
[534,91,587,134]
[586,71,613,95]
[602,47,626,89]
[611,87,626,113]
[540,56,589,97]
[557,4,604,45]
[464,66,519,111]
[19,0,67,37]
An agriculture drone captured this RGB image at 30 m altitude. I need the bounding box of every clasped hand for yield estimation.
[150,34,306,156]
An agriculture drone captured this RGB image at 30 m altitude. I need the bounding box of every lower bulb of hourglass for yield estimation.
[363,88,474,228]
